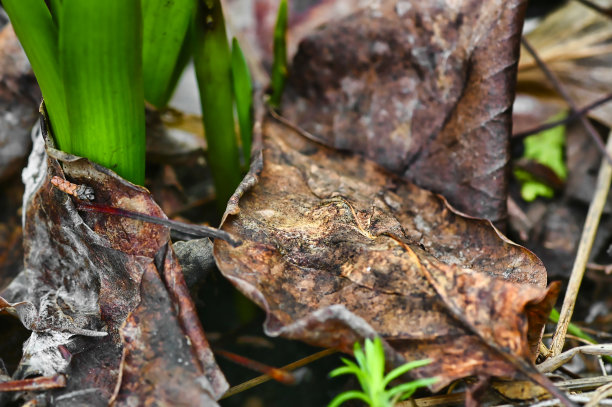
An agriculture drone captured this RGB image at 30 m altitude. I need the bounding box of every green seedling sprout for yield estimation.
[269,0,288,108]
[329,337,437,407]
[231,38,253,168]
[193,0,243,211]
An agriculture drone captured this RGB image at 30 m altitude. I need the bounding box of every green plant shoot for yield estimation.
[142,0,196,108]
[269,0,288,108]
[193,0,242,210]
[60,0,146,185]
[328,337,437,407]
[231,38,253,168]
[514,112,568,202]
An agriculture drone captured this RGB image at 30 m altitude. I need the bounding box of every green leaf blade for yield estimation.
[142,0,196,108]
[383,359,432,387]
[327,390,371,407]
[60,0,146,184]
[3,0,70,150]
[231,38,253,168]
[269,0,288,108]
[193,0,242,211]
[387,377,439,400]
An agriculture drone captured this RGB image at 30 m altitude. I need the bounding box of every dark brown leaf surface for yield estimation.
[282,0,527,224]
[0,126,226,405]
[214,117,558,389]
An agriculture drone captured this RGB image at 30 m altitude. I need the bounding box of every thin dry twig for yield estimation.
[0,375,66,392]
[405,376,612,407]
[585,381,612,407]
[513,92,612,140]
[220,347,337,399]
[550,131,612,356]
[521,37,612,166]
[586,262,612,274]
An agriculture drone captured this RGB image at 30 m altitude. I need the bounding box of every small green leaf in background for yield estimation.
[60,0,146,185]
[142,0,196,108]
[193,0,242,212]
[514,112,568,201]
[3,0,70,150]
[269,0,288,108]
[231,38,253,168]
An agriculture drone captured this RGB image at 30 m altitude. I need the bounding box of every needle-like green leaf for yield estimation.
[383,359,432,387]
[193,0,242,211]
[142,0,196,108]
[391,378,438,400]
[3,0,70,150]
[231,38,253,168]
[269,0,288,108]
[328,390,371,407]
[60,0,146,185]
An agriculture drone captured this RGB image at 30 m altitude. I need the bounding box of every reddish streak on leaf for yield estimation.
[214,348,296,385]
[0,375,66,392]
[75,201,241,246]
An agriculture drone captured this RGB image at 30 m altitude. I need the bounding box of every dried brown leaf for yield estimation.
[281,0,528,224]
[214,117,559,390]
[0,126,226,405]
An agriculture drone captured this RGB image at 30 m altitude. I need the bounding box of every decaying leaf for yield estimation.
[214,116,560,391]
[0,124,226,406]
[281,0,528,224]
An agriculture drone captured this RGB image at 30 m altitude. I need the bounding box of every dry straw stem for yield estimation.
[550,132,612,356]
[538,343,612,373]
[403,376,612,406]
[518,0,612,129]
[585,381,612,407]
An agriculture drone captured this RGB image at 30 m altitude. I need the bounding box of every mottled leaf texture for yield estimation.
[0,125,226,406]
[282,0,527,224]
[214,117,559,390]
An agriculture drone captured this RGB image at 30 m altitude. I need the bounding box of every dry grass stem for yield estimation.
[550,132,612,356]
